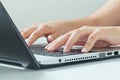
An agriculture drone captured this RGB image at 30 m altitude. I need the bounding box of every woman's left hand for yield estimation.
[45,26,120,53]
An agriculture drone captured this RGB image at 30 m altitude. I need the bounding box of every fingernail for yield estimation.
[63,47,69,52]
[82,47,88,53]
[26,39,30,46]
[47,47,53,51]
[26,41,31,47]
[45,45,49,50]
[28,43,31,47]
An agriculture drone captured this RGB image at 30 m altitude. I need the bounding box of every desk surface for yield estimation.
[0,38,120,80]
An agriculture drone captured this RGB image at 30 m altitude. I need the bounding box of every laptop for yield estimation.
[0,2,120,69]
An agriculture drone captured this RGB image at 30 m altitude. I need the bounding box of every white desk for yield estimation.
[0,38,120,80]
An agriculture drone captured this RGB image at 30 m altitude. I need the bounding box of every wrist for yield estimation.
[68,16,100,28]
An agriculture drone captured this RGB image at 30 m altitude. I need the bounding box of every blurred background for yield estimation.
[1,0,107,29]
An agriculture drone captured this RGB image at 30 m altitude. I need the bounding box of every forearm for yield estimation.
[68,17,99,28]
[69,0,120,27]
[90,0,120,26]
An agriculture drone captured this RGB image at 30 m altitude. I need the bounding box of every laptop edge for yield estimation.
[0,1,40,69]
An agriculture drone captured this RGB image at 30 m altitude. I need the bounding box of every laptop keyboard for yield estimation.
[30,44,95,57]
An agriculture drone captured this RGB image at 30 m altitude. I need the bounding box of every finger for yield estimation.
[82,31,100,52]
[21,24,38,39]
[45,31,73,49]
[27,25,54,46]
[63,29,92,52]
[47,32,59,43]
[46,34,71,52]
[20,29,24,33]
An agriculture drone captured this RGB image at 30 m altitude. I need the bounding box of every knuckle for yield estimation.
[64,35,69,39]
[89,34,98,41]
[31,24,38,28]
[74,29,80,34]
[81,26,89,29]
[39,23,48,28]
[32,30,40,36]
[60,34,67,39]
[37,24,50,32]
[22,31,28,35]
[80,26,93,30]
[64,33,71,38]
[89,35,96,40]
[96,28,105,34]
[96,28,103,33]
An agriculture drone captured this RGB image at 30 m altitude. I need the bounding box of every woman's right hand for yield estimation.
[45,26,120,53]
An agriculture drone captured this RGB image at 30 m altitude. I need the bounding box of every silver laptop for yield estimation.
[0,2,120,69]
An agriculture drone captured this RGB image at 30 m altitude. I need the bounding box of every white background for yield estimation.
[1,0,107,29]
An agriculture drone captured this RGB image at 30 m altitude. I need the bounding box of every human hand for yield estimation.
[45,26,120,53]
[20,20,80,46]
